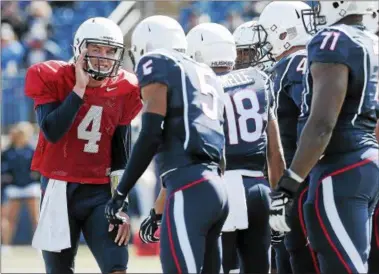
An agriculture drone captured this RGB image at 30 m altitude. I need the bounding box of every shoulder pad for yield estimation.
[307,26,360,67]
[25,60,73,106]
[136,52,178,88]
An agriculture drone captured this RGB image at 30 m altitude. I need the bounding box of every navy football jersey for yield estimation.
[219,67,276,171]
[272,49,307,166]
[300,24,379,154]
[136,49,225,175]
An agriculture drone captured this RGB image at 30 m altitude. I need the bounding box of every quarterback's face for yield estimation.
[86,43,117,72]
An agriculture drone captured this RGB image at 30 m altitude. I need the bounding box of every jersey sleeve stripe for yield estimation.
[275,56,295,114]
[314,26,368,125]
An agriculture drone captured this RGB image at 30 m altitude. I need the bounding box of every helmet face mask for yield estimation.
[301,1,375,34]
[73,17,125,81]
[245,24,275,71]
[301,2,327,35]
[77,39,125,80]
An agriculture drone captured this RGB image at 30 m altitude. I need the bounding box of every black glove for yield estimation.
[269,169,302,232]
[105,191,129,225]
[139,208,162,244]
[271,229,286,246]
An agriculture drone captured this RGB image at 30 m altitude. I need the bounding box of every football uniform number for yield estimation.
[142,59,153,75]
[319,31,341,50]
[224,89,263,145]
[78,105,103,153]
[296,57,307,75]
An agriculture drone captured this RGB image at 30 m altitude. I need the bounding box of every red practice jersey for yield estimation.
[25,60,142,184]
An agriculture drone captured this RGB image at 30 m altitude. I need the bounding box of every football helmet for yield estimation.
[73,17,124,80]
[257,1,313,59]
[363,2,379,34]
[302,1,375,34]
[233,20,275,72]
[186,22,236,69]
[129,15,187,68]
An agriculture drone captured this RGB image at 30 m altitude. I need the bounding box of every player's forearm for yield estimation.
[36,92,83,143]
[267,151,285,189]
[266,120,286,188]
[289,119,334,179]
[376,120,379,143]
[154,187,167,215]
[111,125,130,171]
[116,112,164,196]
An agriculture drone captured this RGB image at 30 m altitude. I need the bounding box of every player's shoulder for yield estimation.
[135,49,184,88]
[112,69,139,88]
[137,49,181,70]
[25,60,74,99]
[308,24,363,51]
[307,24,367,65]
[26,60,73,79]
[284,49,308,81]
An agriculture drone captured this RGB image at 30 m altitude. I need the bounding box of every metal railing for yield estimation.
[1,73,36,132]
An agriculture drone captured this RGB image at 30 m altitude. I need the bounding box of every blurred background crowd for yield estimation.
[0,0,313,250]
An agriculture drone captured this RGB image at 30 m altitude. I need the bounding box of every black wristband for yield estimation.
[278,169,301,194]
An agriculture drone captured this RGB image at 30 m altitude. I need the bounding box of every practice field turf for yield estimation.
[1,245,162,273]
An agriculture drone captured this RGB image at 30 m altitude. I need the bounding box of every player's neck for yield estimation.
[334,14,363,27]
[88,77,106,88]
[275,46,305,61]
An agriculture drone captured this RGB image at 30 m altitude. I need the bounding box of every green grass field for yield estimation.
[1,245,162,273]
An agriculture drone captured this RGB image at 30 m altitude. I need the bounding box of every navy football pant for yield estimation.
[368,201,379,273]
[273,241,292,274]
[160,165,228,273]
[284,179,320,274]
[221,176,271,274]
[40,177,128,274]
[304,148,379,274]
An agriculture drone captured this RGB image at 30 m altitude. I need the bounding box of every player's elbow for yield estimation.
[40,124,61,144]
[308,117,335,139]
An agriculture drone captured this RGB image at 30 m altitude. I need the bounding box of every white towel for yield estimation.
[222,170,264,232]
[32,179,71,253]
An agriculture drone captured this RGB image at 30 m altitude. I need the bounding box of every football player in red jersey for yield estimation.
[24,17,142,274]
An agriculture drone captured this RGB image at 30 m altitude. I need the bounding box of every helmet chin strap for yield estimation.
[90,74,106,81]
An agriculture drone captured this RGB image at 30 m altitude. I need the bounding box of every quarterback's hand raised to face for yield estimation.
[73,49,90,98]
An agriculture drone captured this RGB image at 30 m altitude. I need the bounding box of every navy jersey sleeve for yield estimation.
[111,125,130,171]
[307,27,358,68]
[36,92,83,143]
[266,77,277,121]
[136,53,176,89]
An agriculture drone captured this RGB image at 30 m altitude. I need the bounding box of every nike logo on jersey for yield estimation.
[106,86,117,92]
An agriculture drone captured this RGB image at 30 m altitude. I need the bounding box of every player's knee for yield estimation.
[247,184,270,215]
[303,202,326,252]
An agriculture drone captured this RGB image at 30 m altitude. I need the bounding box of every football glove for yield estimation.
[105,190,129,225]
[269,169,302,233]
[139,208,162,244]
